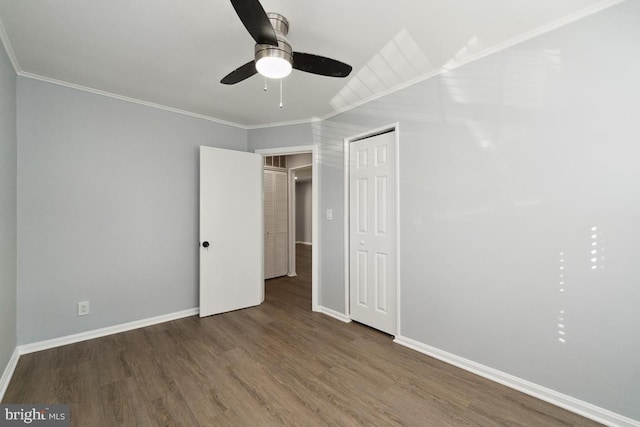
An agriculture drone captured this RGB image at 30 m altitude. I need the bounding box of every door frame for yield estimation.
[255,145,319,311]
[343,123,401,335]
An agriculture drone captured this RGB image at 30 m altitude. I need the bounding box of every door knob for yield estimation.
[202,241,210,248]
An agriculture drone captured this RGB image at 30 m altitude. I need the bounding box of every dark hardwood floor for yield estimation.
[4,244,601,426]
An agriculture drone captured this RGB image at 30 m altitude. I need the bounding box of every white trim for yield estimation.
[220,0,621,129]
[288,167,296,277]
[317,306,352,324]
[254,145,319,312]
[0,347,20,401]
[344,123,400,333]
[255,146,314,156]
[311,148,319,312]
[257,0,626,129]
[18,72,248,129]
[343,137,350,318]
[18,308,199,355]
[0,16,21,74]
[394,335,640,427]
[4,0,622,130]
[296,241,312,246]
[1,309,199,399]
[394,125,401,336]
[245,117,322,130]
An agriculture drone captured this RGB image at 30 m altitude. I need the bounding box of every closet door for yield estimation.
[264,170,288,279]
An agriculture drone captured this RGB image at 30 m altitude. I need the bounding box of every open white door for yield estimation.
[199,146,263,317]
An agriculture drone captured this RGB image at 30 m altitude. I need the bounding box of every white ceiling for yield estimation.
[0,0,616,128]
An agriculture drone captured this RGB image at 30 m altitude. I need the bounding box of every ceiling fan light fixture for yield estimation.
[256,55,292,79]
[221,5,352,85]
[254,28,293,80]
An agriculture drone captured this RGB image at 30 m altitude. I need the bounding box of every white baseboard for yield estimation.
[287,272,298,277]
[316,305,351,323]
[295,241,312,246]
[394,335,640,427]
[0,347,20,401]
[19,307,199,355]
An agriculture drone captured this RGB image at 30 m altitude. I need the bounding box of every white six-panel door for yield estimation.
[349,131,397,335]
[199,146,264,317]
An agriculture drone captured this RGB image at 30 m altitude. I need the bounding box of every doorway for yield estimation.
[262,154,312,279]
[344,125,400,335]
[256,146,318,311]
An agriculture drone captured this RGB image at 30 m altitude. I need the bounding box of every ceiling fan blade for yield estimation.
[230,0,278,46]
[221,60,257,85]
[292,52,352,78]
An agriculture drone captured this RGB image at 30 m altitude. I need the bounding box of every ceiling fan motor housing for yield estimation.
[221,2,351,85]
[254,13,292,67]
[267,12,289,35]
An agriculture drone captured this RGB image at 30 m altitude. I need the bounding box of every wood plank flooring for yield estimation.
[4,245,601,426]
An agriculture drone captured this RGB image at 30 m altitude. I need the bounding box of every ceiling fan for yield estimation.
[221,0,353,85]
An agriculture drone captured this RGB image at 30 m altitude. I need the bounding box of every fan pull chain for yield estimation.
[260,77,284,108]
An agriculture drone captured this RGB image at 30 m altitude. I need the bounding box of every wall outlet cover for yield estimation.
[78,301,90,316]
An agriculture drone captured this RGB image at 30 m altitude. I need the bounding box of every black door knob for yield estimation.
[202,241,210,248]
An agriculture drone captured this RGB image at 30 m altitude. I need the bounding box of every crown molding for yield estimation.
[5,0,626,130]
[254,0,625,129]
[245,116,322,130]
[0,15,21,74]
[315,0,626,126]
[18,71,250,129]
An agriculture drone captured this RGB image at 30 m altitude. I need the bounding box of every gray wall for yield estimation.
[295,181,312,244]
[8,1,639,419]
[250,2,640,420]
[17,78,247,344]
[247,123,318,152]
[0,38,17,381]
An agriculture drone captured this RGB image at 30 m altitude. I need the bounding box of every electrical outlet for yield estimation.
[78,301,90,316]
